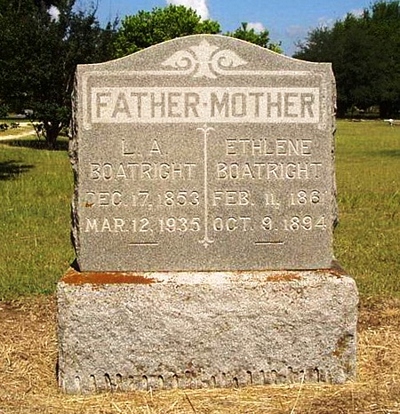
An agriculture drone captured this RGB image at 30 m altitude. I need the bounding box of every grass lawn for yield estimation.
[334,121,400,297]
[0,137,74,299]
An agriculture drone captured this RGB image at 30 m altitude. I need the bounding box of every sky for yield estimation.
[89,0,372,56]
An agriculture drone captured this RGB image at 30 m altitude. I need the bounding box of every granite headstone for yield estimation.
[58,35,358,394]
[71,34,336,272]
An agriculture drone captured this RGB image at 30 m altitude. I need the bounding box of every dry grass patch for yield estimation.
[1,296,400,413]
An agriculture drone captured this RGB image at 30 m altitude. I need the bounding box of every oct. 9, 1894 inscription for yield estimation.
[71,35,336,272]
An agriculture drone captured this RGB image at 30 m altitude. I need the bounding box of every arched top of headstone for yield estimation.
[77,34,332,78]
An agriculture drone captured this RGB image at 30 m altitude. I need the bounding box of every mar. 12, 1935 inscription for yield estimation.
[71,35,336,272]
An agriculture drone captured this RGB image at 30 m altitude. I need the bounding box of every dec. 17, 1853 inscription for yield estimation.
[71,35,336,272]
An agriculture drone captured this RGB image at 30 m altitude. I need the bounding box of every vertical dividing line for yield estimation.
[197,124,215,248]
[203,125,209,240]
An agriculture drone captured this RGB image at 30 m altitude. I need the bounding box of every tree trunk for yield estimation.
[44,123,62,150]
[379,101,393,119]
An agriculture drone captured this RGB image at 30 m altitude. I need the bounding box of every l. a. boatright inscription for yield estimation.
[72,35,336,272]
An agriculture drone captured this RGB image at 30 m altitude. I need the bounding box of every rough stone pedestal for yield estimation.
[57,267,358,394]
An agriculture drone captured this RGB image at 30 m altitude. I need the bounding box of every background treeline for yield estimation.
[294,1,400,119]
[0,0,399,148]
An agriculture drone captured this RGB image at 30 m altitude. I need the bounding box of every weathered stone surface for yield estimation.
[57,267,358,393]
[71,34,336,272]
[59,35,358,394]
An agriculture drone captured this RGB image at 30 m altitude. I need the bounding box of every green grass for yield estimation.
[0,138,74,300]
[0,122,399,300]
[334,121,400,297]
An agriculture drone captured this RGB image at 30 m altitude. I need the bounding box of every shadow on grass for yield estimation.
[0,160,34,180]
[4,138,68,151]
[376,149,400,158]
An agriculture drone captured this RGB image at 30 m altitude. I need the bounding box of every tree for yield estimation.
[294,1,400,118]
[114,6,282,58]
[0,0,117,148]
[366,1,400,117]
[226,22,282,53]
[114,4,221,58]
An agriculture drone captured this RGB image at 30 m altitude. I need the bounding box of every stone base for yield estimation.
[57,266,358,394]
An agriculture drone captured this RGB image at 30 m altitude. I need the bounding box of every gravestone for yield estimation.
[57,35,358,393]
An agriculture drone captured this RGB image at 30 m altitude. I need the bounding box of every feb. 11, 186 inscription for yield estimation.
[71,35,336,272]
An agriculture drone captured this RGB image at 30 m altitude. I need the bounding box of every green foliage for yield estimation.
[0,104,9,118]
[226,22,282,53]
[294,1,400,117]
[114,5,282,59]
[0,0,117,149]
[114,4,221,57]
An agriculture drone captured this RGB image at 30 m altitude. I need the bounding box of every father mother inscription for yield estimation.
[72,35,336,271]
